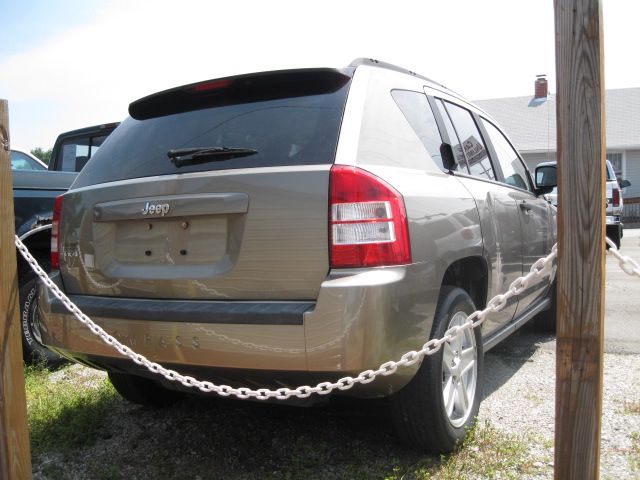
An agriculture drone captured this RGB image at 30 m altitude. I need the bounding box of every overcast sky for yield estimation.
[1,0,638,150]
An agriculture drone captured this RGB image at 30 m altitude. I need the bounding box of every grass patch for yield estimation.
[26,366,546,479]
[524,392,544,406]
[621,400,640,415]
[386,421,540,480]
[630,432,640,472]
[25,363,118,454]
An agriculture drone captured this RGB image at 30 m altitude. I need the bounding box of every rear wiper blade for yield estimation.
[167,146,258,167]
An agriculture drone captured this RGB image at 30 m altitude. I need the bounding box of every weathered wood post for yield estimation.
[554,0,605,478]
[0,99,33,479]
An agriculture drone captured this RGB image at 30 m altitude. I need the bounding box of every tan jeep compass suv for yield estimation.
[37,59,557,452]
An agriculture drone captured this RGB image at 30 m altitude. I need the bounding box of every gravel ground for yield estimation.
[480,229,640,479]
[480,327,640,479]
[33,331,640,479]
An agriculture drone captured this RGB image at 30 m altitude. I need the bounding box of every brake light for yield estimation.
[190,79,231,93]
[612,187,620,207]
[329,165,411,268]
[51,195,63,270]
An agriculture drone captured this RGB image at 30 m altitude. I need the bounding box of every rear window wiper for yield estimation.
[167,146,258,167]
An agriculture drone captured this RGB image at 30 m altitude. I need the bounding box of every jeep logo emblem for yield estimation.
[142,202,170,216]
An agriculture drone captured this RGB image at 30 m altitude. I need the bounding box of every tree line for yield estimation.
[30,147,52,164]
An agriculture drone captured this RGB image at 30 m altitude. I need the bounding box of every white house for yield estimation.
[475,84,640,220]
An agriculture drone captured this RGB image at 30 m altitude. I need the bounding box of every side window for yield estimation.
[441,101,495,181]
[10,151,45,171]
[90,134,108,158]
[59,137,91,172]
[481,119,531,191]
[434,100,469,174]
[605,156,621,182]
[391,90,444,169]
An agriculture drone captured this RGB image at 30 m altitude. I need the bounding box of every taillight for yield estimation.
[51,195,63,270]
[612,187,620,207]
[329,165,411,268]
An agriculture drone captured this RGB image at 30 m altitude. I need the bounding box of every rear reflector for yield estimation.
[51,195,63,270]
[330,166,411,268]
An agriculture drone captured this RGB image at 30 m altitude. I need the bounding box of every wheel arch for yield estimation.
[17,226,51,285]
[440,255,488,311]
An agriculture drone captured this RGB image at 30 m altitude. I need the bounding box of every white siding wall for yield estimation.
[520,150,640,200]
[623,150,640,199]
[521,152,557,173]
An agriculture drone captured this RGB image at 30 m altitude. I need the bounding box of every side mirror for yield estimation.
[535,164,557,194]
[620,179,631,189]
[440,143,456,171]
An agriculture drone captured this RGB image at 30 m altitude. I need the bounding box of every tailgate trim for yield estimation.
[93,193,249,221]
[50,295,312,325]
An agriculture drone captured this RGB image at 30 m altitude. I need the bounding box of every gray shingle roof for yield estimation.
[475,88,640,152]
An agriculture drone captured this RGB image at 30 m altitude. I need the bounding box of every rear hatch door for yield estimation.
[60,69,352,301]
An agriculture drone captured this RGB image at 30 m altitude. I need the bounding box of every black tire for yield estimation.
[612,232,621,250]
[606,226,621,250]
[390,286,483,453]
[534,280,557,333]
[20,276,67,368]
[108,372,184,407]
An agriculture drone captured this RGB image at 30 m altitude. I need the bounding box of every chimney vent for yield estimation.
[535,74,548,99]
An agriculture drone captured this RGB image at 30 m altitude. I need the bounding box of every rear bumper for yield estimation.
[49,296,313,326]
[606,215,622,226]
[37,263,437,397]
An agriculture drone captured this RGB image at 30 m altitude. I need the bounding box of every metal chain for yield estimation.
[15,235,561,400]
[605,237,640,277]
[1,126,9,151]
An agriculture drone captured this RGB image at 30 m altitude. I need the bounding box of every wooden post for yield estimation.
[0,100,33,479]
[554,1,605,479]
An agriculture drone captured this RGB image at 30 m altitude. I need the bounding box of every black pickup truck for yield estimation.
[12,122,118,365]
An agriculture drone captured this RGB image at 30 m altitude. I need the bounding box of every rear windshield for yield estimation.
[605,160,615,182]
[56,133,111,172]
[74,77,351,188]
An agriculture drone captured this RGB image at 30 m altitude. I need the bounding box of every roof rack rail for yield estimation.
[348,58,442,86]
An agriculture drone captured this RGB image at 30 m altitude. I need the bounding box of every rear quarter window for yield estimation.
[354,79,444,172]
[605,160,616,182]
[391,90,444,169]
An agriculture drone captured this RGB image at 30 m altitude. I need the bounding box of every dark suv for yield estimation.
[37,59,557,452]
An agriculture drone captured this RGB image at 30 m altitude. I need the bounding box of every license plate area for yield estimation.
[113,217,227,265]
[92,215,231,280]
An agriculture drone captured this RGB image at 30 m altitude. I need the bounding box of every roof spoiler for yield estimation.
[129,68,352,120]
